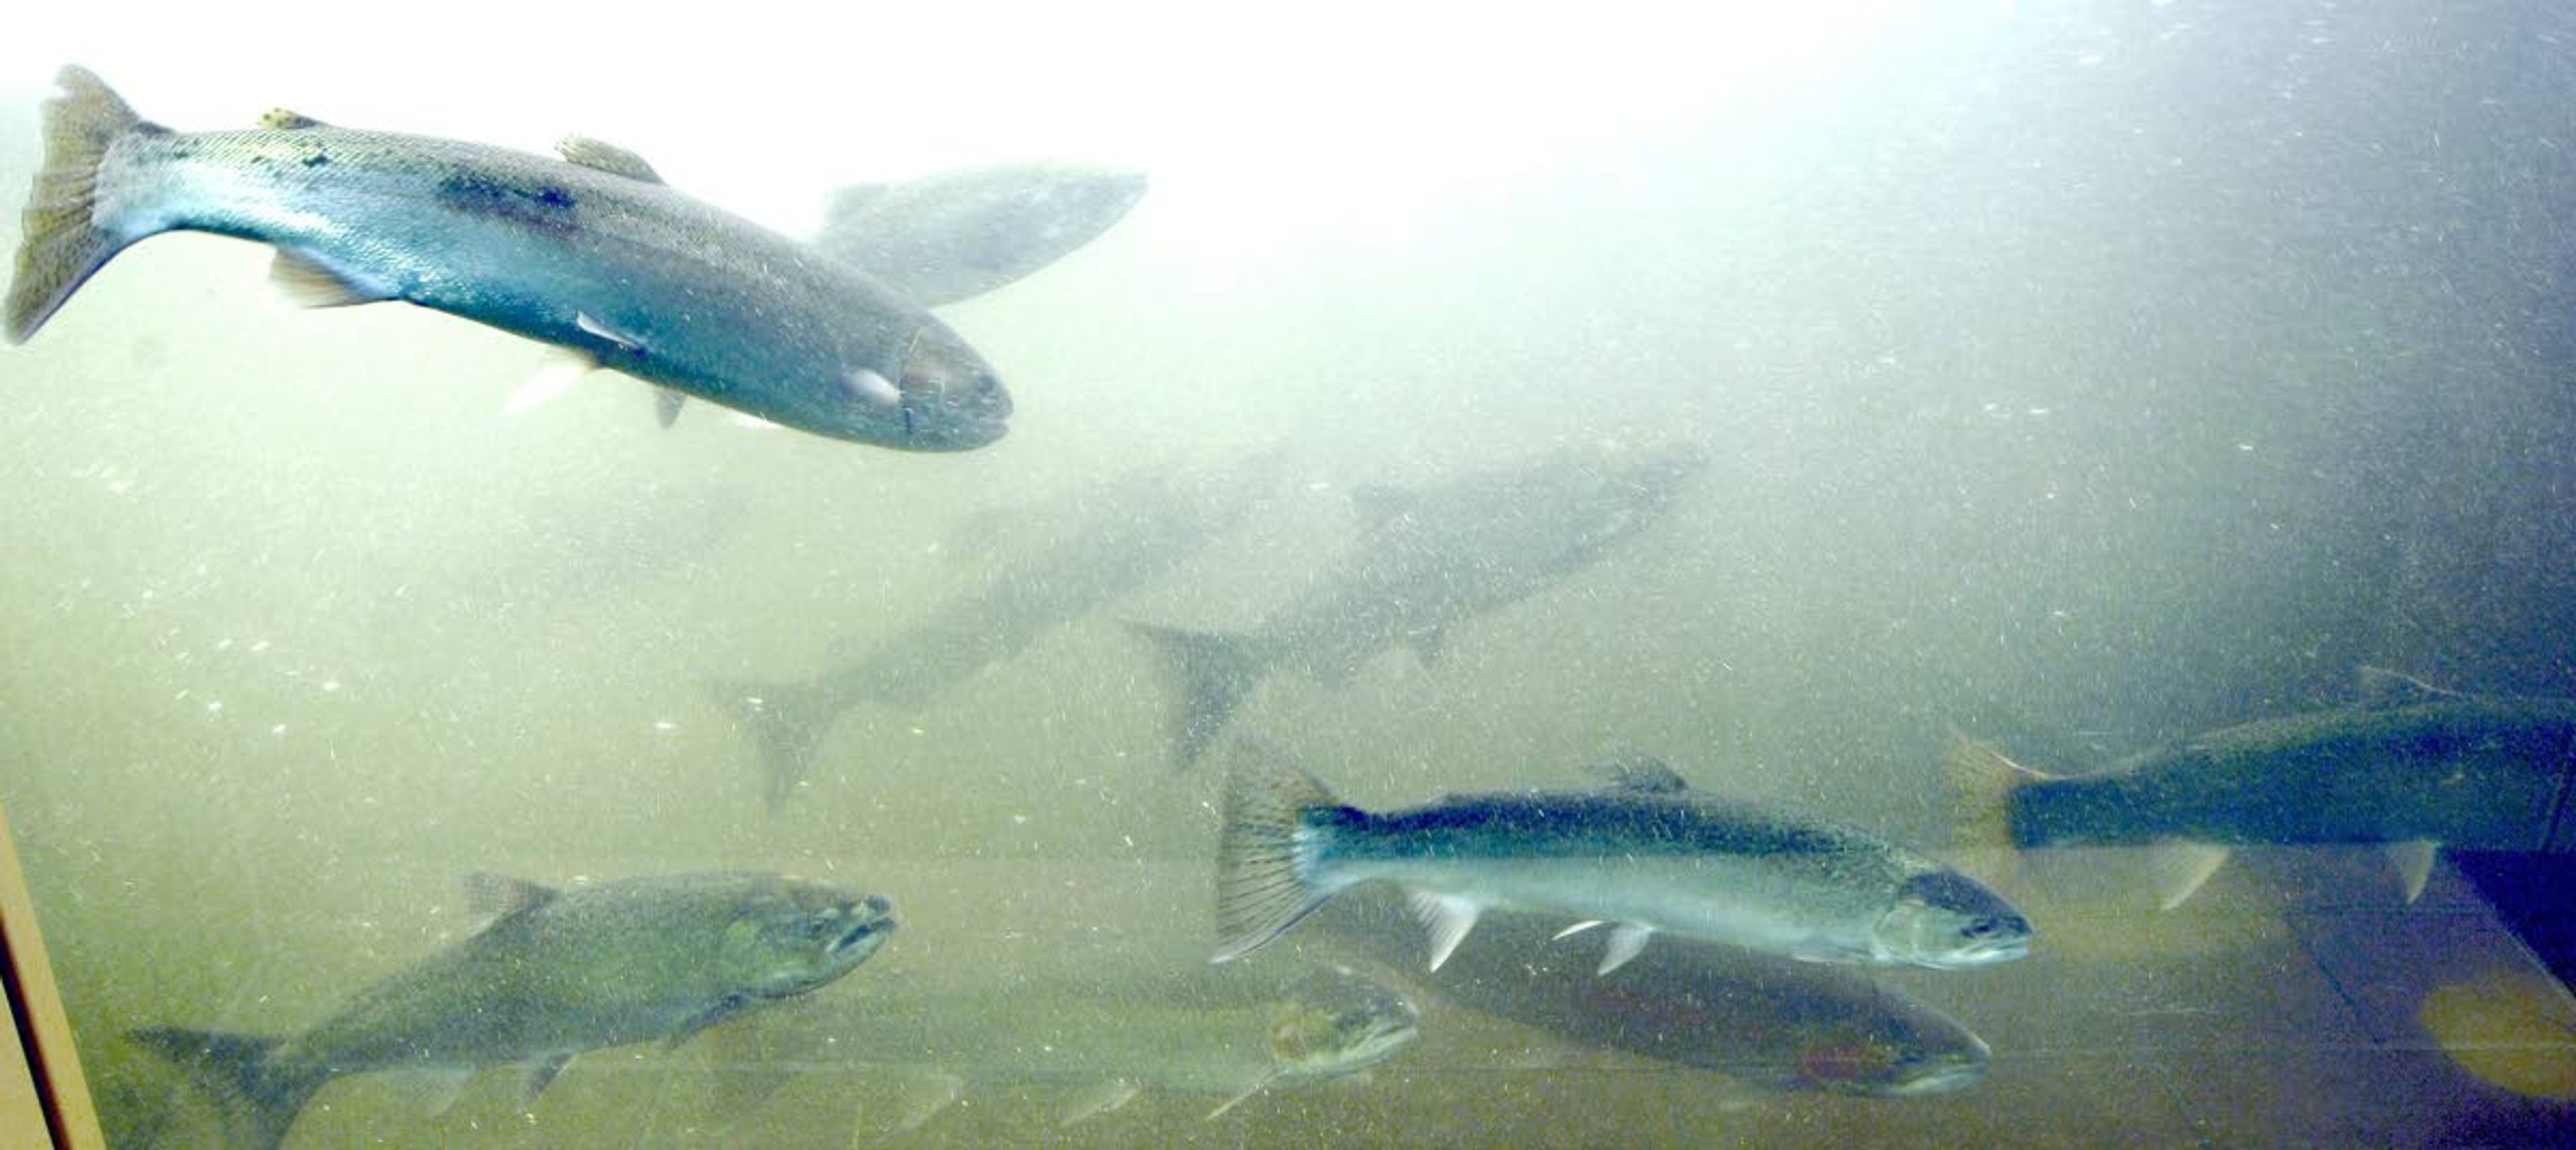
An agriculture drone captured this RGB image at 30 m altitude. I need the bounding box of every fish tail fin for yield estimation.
[706,677,839,815]
[1943,726,2046,866]
[128,1027,320,1150]
[1212,741,1353,963]
[7,66,163,343]
[1124,622,1275,770]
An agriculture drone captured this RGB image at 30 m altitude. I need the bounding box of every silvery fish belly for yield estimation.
[5,66,1010,450]
[1216,752,2031,975]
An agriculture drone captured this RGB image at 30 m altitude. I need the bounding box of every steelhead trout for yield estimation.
[1951,669,2576,907]
[6,66,1010,449]
[131,872,896,1150]
[1216,753,2030,974]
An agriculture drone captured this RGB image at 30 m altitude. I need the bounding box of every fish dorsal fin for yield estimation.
[1589,756,1690,794]
[464,872,560,922]
[1349,485,1419,533]
[822,182,891,229]
[557,136,664,183]
[2355,666,2458,709]
[260,108,328,129]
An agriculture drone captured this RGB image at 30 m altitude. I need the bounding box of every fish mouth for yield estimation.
[898,389,1011,451]
[1886,1059,1988,1097]
[829,897,898,955]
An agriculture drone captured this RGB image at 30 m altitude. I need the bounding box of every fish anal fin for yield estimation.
[894,1071,965,1131]
[269,249,394,308]
[1406,887,1482,972]
[1597,923,1653,975]
[2146,841,2233,911]
[664,992,751,1048]
[2389,839,2441,904]
[655,388,686,428]
[557,136,664,182]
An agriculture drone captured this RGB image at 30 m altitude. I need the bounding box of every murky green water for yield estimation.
[4,3,2575,1146]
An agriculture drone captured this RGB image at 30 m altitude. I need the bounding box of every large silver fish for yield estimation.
[1216,753,2031,975]
[5,66,1010,450]
[1130,442,1705,768]
[1311,889,1990,1098]
[1951,669,2576,908]
[131,872,895,1150]
[709,449,1289,812]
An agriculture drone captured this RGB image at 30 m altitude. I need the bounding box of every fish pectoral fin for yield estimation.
[503,352,596,415]
[258,108,329,129]
[1405,887,1483,972]
[1596,923,1654,975]
[1552,919,1605,941]
[1057,1079,1143,1127]
[576,311,646,354]
[557,136,665,182]
[2145,841,2233,911]
[519,1053,572,1106]
[268,249,394,308]
[654,388,687,428]
[2388,840,2442,904]
[663,992,753,1048]
[1205,1067,1279,1120]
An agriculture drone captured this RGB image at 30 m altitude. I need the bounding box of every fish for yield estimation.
[1128,442,1706,768]
[710,450,1289,811]
[5,66,1009,450]
[1948,669,2576,909]
[741,961,1418,1129]
[813,162,1148,308]
[129,871,896,1150]
[1310,888,1991,1098]
[1214,750,2031,975]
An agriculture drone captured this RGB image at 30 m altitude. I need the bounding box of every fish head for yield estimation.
[1266,964,1422,1080]
[718,881,898,999]
[811,317,1010,451]
[1793,1017,1991,1097]
[1869,869,2031,969]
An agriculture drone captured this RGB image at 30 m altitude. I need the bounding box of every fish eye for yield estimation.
[1961,917,2000,940]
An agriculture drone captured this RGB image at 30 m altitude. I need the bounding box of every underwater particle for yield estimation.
[2418,970,2576,1100]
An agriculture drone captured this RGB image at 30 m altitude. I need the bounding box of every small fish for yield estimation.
[1130,442,1706,768]
[5,66,1009,449]
[1949,668,2576,909]
[741,961,1417,1129]
[131,872,895,1150]
[708,449,1290,812]
[1312,888,1991,1098]
[814,162,1148,307]
[1214,750,2031,974]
